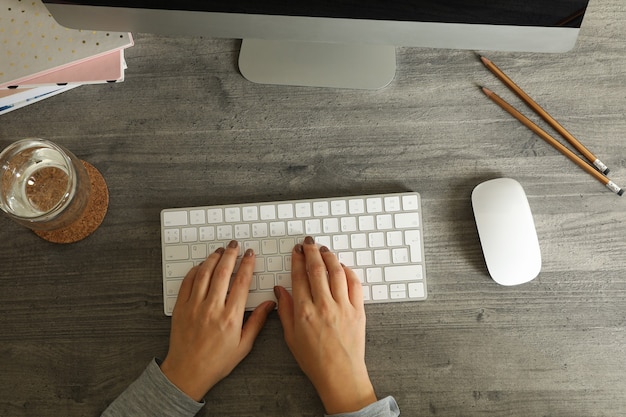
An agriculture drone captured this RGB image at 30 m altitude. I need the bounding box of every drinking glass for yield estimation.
[0,138,91,232]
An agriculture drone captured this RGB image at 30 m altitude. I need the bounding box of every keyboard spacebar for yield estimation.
[245,291,278,310]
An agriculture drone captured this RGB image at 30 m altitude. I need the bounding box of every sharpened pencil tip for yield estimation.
[481,86,493,96]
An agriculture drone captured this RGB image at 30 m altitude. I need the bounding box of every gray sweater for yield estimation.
[102,359,400,417]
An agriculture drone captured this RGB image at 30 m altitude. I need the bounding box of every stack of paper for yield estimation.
[1,0,134,115]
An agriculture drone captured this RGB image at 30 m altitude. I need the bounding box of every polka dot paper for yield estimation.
[1,0,133,87]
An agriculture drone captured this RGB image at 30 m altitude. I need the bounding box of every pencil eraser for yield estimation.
[603,168,610,175]
[618,189,624,196]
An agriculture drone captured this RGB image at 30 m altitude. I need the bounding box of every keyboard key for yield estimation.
[164,229,180,243]
[199,226,215,241]
[402,194,419,211]
[356,250,373,266]
[323,218,339,233]
[276,273,292,288]
[163,211,187,227]
[313,201,329,217]
[331,200,347,215]
[235,224,251,239]
[270,222,286,236]
[166,280,183,296]
[374,249,391,265]
[165,245,189,261]
[295,203,311,218]
[392,248,409,264]
[384,265,423,281]
[277,203,294,219]
[390,283,406,299]
[377,214,393,229]
[366,267,383,283]
[207,209,223,223]
[338,252,355,267]
[351,233,367,249]
[287,220,304,236]
[279,238,295,254]
[371,285,389,300]
[182,227,198,243]
[262,240,278,254]
[252,223,268,238]
[225,207,241,222]
[384,196,402,212]
[332,235,350,250]
[242,206,258,221]
[366,197,383,213]
[395,212,419,228]
[305,219,322,234]
[405,230,423,262]
[191,244,207,259]
[267,257,283,272]
[217,225,233,240]
[258,274,275,290]
[189,209,206,225]
[359,215,376,231]
[408,282,425,298]
[165,261,193,278]
[260,205,276,220]
[348,198,365,214]
[341,217,358,232]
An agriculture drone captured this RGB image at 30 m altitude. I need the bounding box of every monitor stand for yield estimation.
[238,39,396,90]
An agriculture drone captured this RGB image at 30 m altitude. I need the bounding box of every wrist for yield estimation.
[160,358,212,402]
[315,371,378,415]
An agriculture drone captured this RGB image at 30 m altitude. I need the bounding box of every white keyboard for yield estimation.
[161,192,426,316]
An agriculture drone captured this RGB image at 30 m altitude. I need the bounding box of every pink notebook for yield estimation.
[1,0,133,88]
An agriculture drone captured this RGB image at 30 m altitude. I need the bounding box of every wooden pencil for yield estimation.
[480,55,610,174]
[481,87,623,196]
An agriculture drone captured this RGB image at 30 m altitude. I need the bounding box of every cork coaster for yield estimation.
[34,161,109,244]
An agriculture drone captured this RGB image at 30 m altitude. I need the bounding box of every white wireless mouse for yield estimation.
[471,178,541,286]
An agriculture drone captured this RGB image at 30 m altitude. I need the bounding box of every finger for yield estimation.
[239,300,275,354]
[320,247,349,303]
[344,264,365,310]
[302,237,331,302]
[205,240,240,304]
[190,247,224,302]
[274,285,294,340]
[226,248,256,312]
[290,243,313,304]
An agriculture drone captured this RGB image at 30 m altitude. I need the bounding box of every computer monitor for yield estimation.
[42,1,590,89]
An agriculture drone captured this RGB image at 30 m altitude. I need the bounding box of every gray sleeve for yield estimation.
[101,359,204,417]
[325,396,400,417]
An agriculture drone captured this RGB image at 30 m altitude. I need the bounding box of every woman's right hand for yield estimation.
[274,236,377,415]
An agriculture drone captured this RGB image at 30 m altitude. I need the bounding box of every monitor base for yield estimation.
[238,39,396,90]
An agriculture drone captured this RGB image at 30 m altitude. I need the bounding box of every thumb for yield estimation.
[274,286,294,336]
[240,300,275,353]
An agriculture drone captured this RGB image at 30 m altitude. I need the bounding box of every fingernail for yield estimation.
[304,236,315,245]
[320,245,330,253]
[273,286,281,300]
[215,247,225,254]
[228,240,238,248]
[245,248,254,257]
[295,244,304,254]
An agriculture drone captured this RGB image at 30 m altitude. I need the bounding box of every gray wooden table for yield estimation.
[1,1,625,415]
